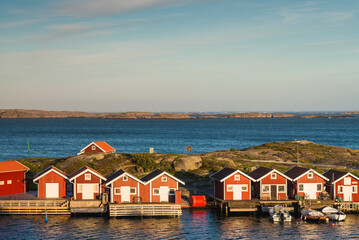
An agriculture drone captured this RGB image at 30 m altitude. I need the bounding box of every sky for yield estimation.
[0,0,358,112]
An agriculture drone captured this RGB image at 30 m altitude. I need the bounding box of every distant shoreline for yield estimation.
[0,109,357,119]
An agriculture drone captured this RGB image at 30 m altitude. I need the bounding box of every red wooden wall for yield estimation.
[83,144,104,153]
[334,175,359,201]
[37,171,67,198]
[260,173,287,200]
[224,173,251,200]
[74,172,103,200]
[0,171,26,196]
[111,176,140,203]
[296,173,326,199]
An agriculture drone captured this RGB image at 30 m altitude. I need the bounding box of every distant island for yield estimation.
[0,109,356,119]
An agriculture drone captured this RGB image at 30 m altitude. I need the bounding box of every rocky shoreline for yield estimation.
[0,109,356,119]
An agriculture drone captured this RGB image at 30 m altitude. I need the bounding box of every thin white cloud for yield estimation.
[0,19,42,29]
[300,40,348,48]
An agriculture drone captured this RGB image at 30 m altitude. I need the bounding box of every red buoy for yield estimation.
[190,195,207,207]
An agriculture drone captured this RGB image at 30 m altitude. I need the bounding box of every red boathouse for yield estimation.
[249,166,292,200]
[105,169,145,203]
[323,170,359,202]
[78,141,116,155]
[284,166,329,200]
[69,166,107,200]
[0,160,29,196]
[33,166,68,198]
[210,167,255,201]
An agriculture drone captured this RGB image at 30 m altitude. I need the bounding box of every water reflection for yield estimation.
[1,210,359,239]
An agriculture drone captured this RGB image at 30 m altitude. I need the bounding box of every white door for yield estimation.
[82,184,94,200]
[303,184,317,199]
[233,185,242,200]
[121,186,130,202]
[343,186,352,201]
[45,183,59,198]
[159,186,169,202]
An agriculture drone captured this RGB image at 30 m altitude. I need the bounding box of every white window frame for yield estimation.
[353,185,358,193]
[153,188,160,195]
[307,172,314,179]
[227,185,234,192]
[94,184,99,193]
[298,184,304,192]
[92,145,96,150]
[130,187,136,195]
[262,185,270,193]
[123,175,128,181]
[338,186,343,193]
[169,188,176,195]
[114,187,121,195]
[0,181,4,185]
[241,185,248,192]
[85,174,91,181]
[271,173,277,179]
[161,176,167,182]
[344,177,351,185]
[278,185,286,193]
[77,184,83,193]
[317,184,322,192]
[234,175,240,181]
[7,180,12,184]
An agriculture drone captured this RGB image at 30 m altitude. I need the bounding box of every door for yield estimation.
[82,184,94,200]
[303,184,317,199]
[159,186,169,202]
[271,185,277,200]
[343,186,352,201]
[45,183,59,198]
[233,185,242,200]
[121,186,130,202]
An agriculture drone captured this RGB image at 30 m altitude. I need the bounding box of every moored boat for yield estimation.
[269,205,292,222]
[321,206,346,221]
[301,209,329,223]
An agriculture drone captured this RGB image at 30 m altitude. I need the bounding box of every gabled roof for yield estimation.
[284,166,329,181]
[248,166,292,181]
[140,169,185,185]
[323,170,359,184]
[33,166,68,182]
[68,166,106,182]
[210,167,255,182]
[0,160,29,173]
[80,141,116,153]
[105,169,145,186]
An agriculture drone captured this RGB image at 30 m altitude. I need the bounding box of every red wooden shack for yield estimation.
[33,166,68,198]
[69,166,106,200]
[0,160,29,196]
[249,166,292,200]
[323,170,359,202]
[140,169,185,203]
[210,167,255,201]
[78,141,116,155]
[105,169,145,203]
[284,166,329,200]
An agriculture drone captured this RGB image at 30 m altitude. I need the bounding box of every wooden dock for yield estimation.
[109,203,182,217]
[0,199,70,215]
[335,202,359,212]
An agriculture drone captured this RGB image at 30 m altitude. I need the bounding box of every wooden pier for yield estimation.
[70,200,107,214]
[335,202,359,212]
[109,203,182,217]
[0,199,70,215]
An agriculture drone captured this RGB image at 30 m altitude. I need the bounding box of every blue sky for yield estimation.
[0,0,358,112]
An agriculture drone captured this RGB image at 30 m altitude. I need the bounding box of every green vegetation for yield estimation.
[131,153,157,172]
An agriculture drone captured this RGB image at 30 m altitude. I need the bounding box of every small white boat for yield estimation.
[322,206,346,221]
[301,209,329,223]
[269,205,292,222]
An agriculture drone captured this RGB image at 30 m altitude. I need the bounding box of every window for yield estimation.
[317,184,322,192]
[344,177,351,185]
[123,176,128,181]
[153,188,160,195]
[298,184,304,191]
[234,175,240,181]
[130,188,136,194]
[262,185,270,193]
[7,180,12,184]
[161,176,167,182]
[0,181,4,185]
[169,188,176,195]
[78,184,83,193]
[94,184,99,193]
[85,174,91,181]
[92,146,96,150]
[353,186,358,193]
[227,185,234,192]
[338,186,343,193]
[271,173,277,179]
[242,186,248,191]
[278,185,285,192]
[114,188,121,195]
[308,173,313,179]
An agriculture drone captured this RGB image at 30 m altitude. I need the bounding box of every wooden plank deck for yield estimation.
[0,199,70,215]
[109,203,182,217]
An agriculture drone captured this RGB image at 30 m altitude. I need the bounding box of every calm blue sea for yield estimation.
[0,117,359,161]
